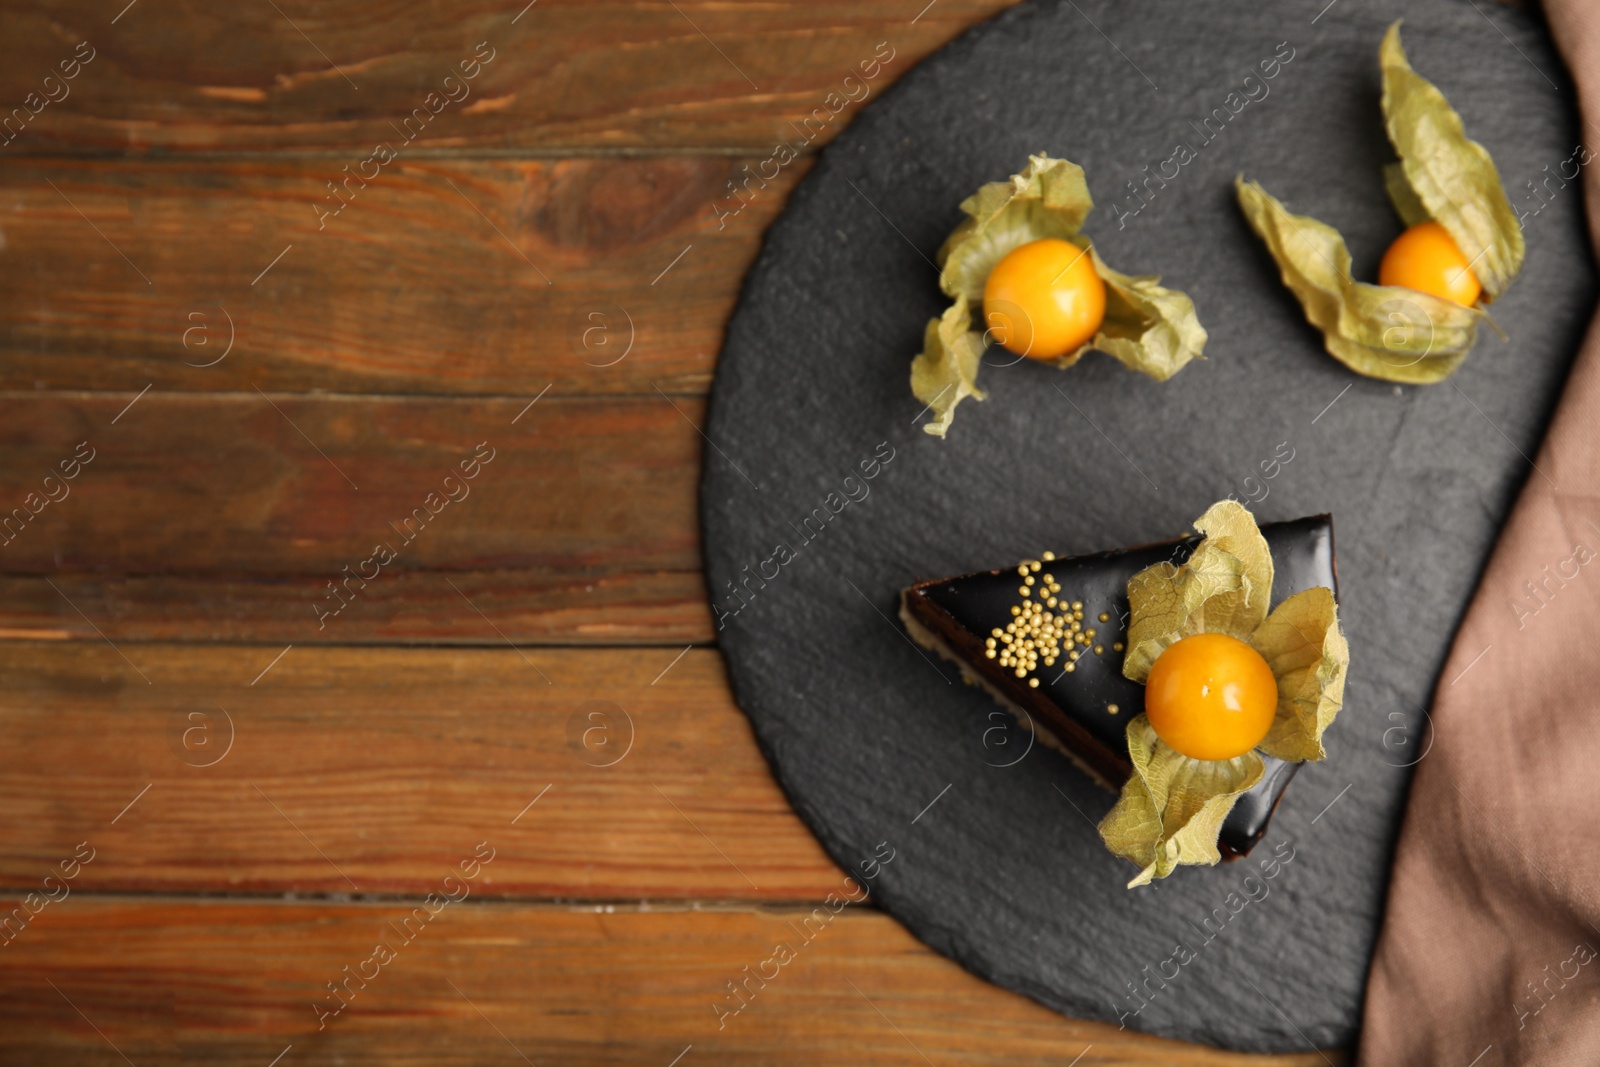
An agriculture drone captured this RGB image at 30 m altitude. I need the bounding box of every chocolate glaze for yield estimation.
[900,515,1337,858]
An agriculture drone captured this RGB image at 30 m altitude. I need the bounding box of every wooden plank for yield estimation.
[0,897,1346,1066]
[0,643,840,899]
[0,569,712,645]
[0,156,811,397]
[0,391,709,642]
[0,389,732,641]
[0,391,698,575]
[0,2,1015,155]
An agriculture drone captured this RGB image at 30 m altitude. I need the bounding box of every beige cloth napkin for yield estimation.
[1358,4,1600,1063]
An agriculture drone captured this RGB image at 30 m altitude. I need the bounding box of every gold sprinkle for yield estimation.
[1028,677,1040,688]
[1041,550,1056,561]
[1065,663,1076,673]
[1107,703,1120,715]
[993,583,1095,687]
[1113,642,1124,652]
[1094,645,1104,655]
[1086,628,1097,638]
[1030,561,1041,573]
[1098,612,1109,622]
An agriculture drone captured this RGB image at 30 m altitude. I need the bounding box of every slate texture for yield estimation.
[702,0,1593,1050]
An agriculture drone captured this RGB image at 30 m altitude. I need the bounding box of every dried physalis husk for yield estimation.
[1081,245,1208,382]
[1122,500,1273,680]
[1099,501,1349,886]
[1099,717,1265,887]
[910,296,987,439]
[912,153,1205,437]
[938,154,1095,304]
[1237,21,1522,384]
[1250,586,1348,763]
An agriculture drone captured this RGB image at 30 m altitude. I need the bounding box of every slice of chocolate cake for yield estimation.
[900,515,1336,858]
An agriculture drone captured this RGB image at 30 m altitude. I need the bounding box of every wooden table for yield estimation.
[0,3,1344,1063]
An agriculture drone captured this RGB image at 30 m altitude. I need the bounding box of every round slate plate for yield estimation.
[702,0,1594,1051]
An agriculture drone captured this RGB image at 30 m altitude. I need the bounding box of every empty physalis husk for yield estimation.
[911,153,1206,437]
[1238,22,1524,385]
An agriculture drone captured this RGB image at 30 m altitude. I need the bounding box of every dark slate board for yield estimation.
[701,0,1593,1052]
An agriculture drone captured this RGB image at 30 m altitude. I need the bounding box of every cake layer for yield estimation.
[900,515,1336,858]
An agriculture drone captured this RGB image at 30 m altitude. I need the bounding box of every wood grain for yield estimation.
[0,156,812,397]
[0,389,699,571]
[0,392,724,642]
[0,569,712,644]
[0,1,1015,155]
[0,642,839,899]
[0,897,1346,1066]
